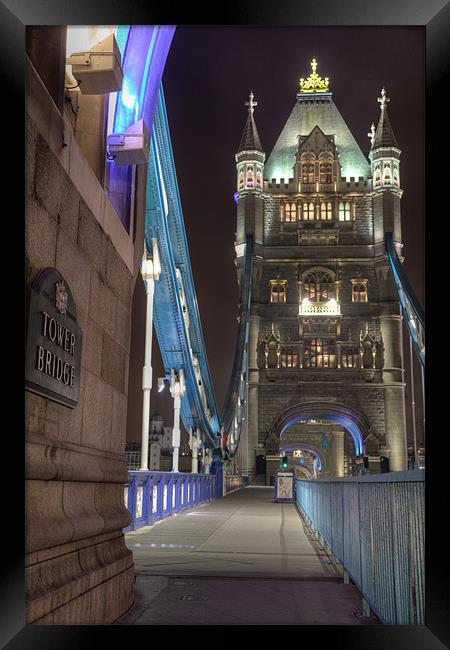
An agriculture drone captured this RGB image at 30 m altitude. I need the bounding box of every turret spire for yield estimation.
[373,86,398,149]
[238,90,263,152]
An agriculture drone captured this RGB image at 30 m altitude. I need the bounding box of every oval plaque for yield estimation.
[25,268,83,408]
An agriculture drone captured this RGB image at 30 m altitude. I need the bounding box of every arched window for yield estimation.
[338,201,351,221]
[246,165,254,188]
[374,163,381,188]
[341,346,360,368]
[238,168,244,190]
[319,162,332,184]
[285,203,297,222]
[320,201,332,220]
[393,163,399,186]
[256,167,262,188]
[302,163,315,184]
[303,269,334,302]
[304,338,336,368]
[351,280,368,303]
[270,280,287,303]
[383,161,391,185]
[281,349,299,368]
[303,202,315,220]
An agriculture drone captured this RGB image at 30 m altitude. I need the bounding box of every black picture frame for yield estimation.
[5,0,448,646]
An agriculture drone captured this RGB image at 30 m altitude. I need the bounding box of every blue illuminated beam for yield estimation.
[385,232,425,367]
[106,25,176,230]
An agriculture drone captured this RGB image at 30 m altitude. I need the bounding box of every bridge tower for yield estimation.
[234,60,408,483]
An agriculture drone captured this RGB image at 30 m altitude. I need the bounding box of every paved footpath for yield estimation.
[117,487,379,625]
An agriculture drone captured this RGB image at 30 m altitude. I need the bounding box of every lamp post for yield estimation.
[169,368,186,473]
[140,239,161,471]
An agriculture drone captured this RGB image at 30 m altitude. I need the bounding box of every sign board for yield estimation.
[274,471,295,502]
[26,267,83,408]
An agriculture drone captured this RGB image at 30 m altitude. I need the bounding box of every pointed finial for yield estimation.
[377,87,390,110]
[245,90,257,115]
[367,123,376,147]
[299,57,330,93]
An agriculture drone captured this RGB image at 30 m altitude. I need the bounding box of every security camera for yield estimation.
[107,118,149,166]
[66,33,123,95]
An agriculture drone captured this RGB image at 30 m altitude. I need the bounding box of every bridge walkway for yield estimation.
[118,487,379,625]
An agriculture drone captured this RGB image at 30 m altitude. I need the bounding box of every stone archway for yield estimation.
[279,440,326,475]
[271,401,374,458]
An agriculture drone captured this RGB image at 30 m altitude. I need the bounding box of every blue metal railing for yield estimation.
[385,232,425,367]
[296,471,424,624]
[124,471,215,532]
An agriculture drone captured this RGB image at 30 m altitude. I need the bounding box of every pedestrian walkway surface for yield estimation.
[118,487,379,625]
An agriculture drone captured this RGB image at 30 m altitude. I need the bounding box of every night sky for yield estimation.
[126,26,424,448]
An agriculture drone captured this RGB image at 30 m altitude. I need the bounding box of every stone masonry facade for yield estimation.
[25,50,147,623]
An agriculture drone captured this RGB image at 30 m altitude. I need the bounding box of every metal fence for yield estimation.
[124,471,215,532]
[125,451,141,470]
[296,470,425,625]
[224,474,246,495]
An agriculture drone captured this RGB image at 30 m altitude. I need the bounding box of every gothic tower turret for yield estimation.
[235,91,265,251]
[236,61,408,481]
[369,87,402,244]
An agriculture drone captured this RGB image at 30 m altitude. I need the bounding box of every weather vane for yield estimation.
[245,90,257,114]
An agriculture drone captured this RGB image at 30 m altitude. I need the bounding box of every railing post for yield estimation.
[211,456,224,498]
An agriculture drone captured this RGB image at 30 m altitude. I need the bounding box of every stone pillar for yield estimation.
[204,449,211,474]
[190,428,199,474]
[331,431,345,477]
[140,253,160,470]
[380,311,407,471]
[247,314,260,481]
[380,313,403,383]
[169,369,185,473]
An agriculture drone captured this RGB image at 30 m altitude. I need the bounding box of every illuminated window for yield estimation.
[281,350,299,368]
[284,203,297,222]
[304,338,336,368]
[338,201,351,221]
[393,163,399,186]
[246,165,254,188]
[320,201,332,220]
[302,163,315,184]
[238,168,244,190]
[319,162,332,184]
[303,269,334,302]
[270,280,287,303]
[374,163,382,188]
[351,280,368,303]
[383,161,391,185]
[303,202,315,220]
[341,347,360,368]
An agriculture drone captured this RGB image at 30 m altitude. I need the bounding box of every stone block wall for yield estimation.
[25,62,144,621]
